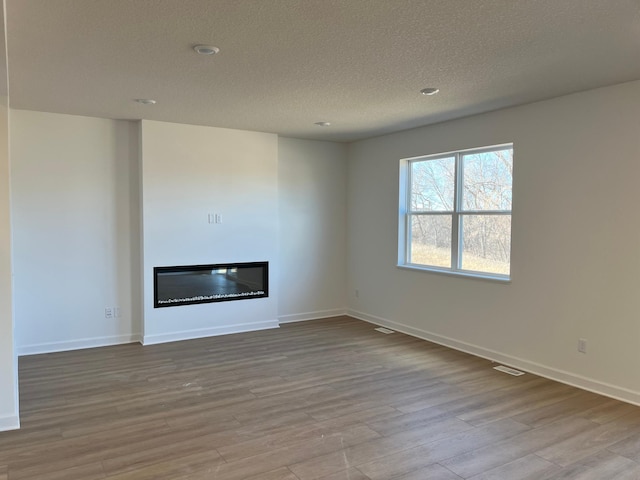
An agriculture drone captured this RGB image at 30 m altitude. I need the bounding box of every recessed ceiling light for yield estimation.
[135,98,156,105]
[193,45,220,55]
[420,88,440,96]
[315,121,331,127]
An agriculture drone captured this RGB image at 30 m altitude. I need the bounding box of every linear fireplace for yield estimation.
[154,262,268,308]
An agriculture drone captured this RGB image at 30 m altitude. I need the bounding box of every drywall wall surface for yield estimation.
[140,120,278,343]
[278,137,347,322]
[347,81,640,401]
[0,96,18,430]
[11,111,140,354]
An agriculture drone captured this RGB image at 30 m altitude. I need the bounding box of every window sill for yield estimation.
[397,263,511,284]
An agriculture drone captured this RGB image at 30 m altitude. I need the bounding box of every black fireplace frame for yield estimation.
[154,261,269,308]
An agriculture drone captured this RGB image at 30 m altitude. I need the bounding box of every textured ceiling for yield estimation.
[5,0,640,142]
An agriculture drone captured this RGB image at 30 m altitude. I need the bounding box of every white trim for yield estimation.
[17,334,143,356]
[400,143,514,163]
[397,264,511,283]
[142,320,279,345]
[347,309,640,407]
[0,414,20,432]
[400,144,513,279]
[278,309,347,324]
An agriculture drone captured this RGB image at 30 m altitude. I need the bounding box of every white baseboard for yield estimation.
[0,414,20,432]
[278,308,347,324]
[348,309,640,407]
[142,319,279,345]
[18,333,143,356]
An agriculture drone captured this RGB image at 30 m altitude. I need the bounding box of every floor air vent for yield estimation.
[374,327,395,334]
[493,365,525,376]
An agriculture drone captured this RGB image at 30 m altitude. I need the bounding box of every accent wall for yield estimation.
[140,120,279,344]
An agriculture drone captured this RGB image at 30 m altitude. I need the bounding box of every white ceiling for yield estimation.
[5,0,640,142]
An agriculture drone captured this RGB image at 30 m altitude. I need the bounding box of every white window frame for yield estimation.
[398,143,513,281]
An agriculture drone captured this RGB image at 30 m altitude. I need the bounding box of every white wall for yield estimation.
[8,82,637,416]
[9,115,347,355]
[0,96,19,431]
[278,137,348,322]
[11,111,140,354]
[347,81,640,404]
[140,120,279,344]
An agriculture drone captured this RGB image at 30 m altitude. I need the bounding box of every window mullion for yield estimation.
[451,153,461,270]
[406,215,412,263]
[405,163,412,264]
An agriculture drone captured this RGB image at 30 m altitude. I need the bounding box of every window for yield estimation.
[399,144,513,279]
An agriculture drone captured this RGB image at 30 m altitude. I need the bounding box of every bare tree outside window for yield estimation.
[402,145,513,278]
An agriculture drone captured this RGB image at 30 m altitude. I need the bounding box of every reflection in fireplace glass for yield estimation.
[154,262,268,308]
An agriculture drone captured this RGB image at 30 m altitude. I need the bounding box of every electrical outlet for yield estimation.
[105,307,113,319]
[355,289,359,298]
[114,307,121,318]
[578,338,587,354]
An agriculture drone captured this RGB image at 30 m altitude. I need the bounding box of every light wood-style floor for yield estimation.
[1,316,639,479]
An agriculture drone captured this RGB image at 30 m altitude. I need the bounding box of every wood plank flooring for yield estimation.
[1,316,639,479]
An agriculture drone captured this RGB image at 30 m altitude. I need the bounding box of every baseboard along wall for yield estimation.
[17,334,143,356]
[278,308,347,324]
[347,309,640,407]
[141,320,279,345]
[0,414,20,432]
